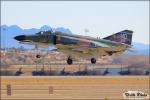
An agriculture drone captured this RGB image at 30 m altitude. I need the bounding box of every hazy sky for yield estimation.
[1,1,149,44]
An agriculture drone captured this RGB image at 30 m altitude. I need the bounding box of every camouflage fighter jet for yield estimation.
[14,30,133,65]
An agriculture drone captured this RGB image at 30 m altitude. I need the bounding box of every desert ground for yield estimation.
[1,76,149,100]
[1,50,149,99]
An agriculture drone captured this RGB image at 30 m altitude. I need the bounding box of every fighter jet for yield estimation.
[14,30,133,65]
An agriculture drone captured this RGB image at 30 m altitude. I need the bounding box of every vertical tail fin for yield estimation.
[103,30,133,45]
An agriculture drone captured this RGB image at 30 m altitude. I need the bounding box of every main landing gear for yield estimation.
[91,58,96,64]
[66,56,97,65]
[36,54,41,58]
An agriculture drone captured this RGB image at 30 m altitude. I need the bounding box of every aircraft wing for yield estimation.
[56,41,119,58]
[55,33,131,58]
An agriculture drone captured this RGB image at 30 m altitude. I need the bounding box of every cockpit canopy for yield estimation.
[36,30,53,35]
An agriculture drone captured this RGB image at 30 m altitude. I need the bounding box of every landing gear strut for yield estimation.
[91,58,96,64]
[67,56,73,65]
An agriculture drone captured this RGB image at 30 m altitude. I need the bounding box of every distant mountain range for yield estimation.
[0,25,149,55]
[1,25,72,49]
[124,42,149,56]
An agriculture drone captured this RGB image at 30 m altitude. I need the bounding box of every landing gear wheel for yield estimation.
[36,54,41,58]
[67,57,73,65]
[91,58,96,64]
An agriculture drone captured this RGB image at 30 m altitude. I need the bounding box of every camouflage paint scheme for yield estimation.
[14,30,133,59]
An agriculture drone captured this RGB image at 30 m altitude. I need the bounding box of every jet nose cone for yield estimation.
[14,35,26,41]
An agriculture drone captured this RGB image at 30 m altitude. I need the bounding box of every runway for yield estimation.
[1,76,149,100]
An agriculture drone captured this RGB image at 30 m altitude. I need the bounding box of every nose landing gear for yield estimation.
[67,56,73,65]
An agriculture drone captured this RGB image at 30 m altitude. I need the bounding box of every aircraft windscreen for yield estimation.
[36,31,52,35]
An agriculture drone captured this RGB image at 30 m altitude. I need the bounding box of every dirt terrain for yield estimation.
[1,76,149,100]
